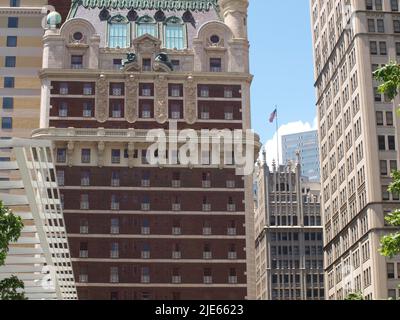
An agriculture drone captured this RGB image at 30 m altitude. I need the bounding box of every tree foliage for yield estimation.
[345,292,364,300]
[0,201,26,300]
[0,276,26,300]
[373,66,400,258]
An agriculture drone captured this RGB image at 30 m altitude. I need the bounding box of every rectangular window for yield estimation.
[142,84,152,96]
[387,263,395,279]
[59,102,68,117]
[5,56,16,68]
[71,55,83,69]
[368,19,375,32]
[386,111,394,126]
[383,185,390,200]
[8,17,18,28]
[170,103,181,119]
[392,0,399,11]
[1,117,12,129]
[113,59,122,70]
[59,83,68,95]
[4,77,15,88]
[6,36,17,47]
[210,58,222,72]
[370,41,378,55]
[111,84,123,96]
[111,149,121,164]
[224,106,234,120]
[81,149,91,164]
[376,111,384,125]
[170,85,181,97]
[108,23,128,48]
[83,102,92,117]
[81,171,90,186]
[394,20,400,32]
[165,24,184,50]
[143,59,151,71]
[57,170,65,186]
[388,136,396,150]
[379,41,387,55]
[141,104,151,118]
[2,97,13,110]
[377,19,385,32]
[380,160,388,176]
[390,160,398,173]
[200,105,210,119]
[111,103,122,118]
[10,0,20,7]
[83,83,92,95]
[374,87,382,102]
[57,148,67,163]
[378,135,386,150]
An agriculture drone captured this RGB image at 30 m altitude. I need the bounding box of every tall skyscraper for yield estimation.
[282,130,320,181]
[254,153,324,300]
[33,0,259,300]
[310,0,400,300]
[0,0,49,140]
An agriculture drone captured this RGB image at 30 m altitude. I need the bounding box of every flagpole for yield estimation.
[275,106,280,166]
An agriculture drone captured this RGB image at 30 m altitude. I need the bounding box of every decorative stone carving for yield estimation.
[95,74,109,123]
[122,52,140,71]
[67,141,74,167]
[125,75,139,123]
[133,34,161,56]
[97,141,105,168]
[153,53,173,72]
[154,75,168,124]
[184,75,197,124]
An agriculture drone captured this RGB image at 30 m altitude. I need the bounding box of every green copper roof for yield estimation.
[71,0,218,12]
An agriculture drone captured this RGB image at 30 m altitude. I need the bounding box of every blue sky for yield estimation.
[248,1,317,163]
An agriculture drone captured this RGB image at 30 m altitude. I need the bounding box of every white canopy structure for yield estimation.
[0,138,77,300]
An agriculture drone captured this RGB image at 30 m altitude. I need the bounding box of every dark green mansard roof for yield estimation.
[71,0,219,12]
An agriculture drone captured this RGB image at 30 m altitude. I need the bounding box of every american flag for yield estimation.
[269,108,277,123]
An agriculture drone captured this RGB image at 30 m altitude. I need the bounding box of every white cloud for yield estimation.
[262,117,318,166]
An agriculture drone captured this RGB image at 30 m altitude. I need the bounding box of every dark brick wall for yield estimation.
[64,213,245,236]
[48,0,71,21]
[78,287,246,300]
[51,81,248,300]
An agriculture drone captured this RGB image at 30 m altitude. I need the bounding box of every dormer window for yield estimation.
[108,15,130,48]
[164,17,185,50]
[136,15,157,37]
[142,58,151,71]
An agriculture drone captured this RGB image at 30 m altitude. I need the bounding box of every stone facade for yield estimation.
[35,0,258,300]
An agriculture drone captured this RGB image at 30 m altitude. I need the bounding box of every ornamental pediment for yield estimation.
[133,34,162,55]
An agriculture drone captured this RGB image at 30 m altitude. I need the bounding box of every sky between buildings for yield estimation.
[248,1,317,165]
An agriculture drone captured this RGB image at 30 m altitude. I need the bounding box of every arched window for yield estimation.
[108,15,129,48]
[136,15,157,37]
[164,17,185,50]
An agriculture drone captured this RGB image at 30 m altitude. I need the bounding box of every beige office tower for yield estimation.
[0,0,51,140]
[310,0,400,300]
[254,152,324,300]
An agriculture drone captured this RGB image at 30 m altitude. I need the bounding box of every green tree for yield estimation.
[0,200,26,300]
[345,292,364,300]
[373,63,400,258]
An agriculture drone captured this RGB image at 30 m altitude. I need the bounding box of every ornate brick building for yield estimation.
[33,0,259,300]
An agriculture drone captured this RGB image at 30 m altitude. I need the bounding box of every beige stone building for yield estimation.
[0,0,50,140]
[254,152,324,300]
[310,0,400,300]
